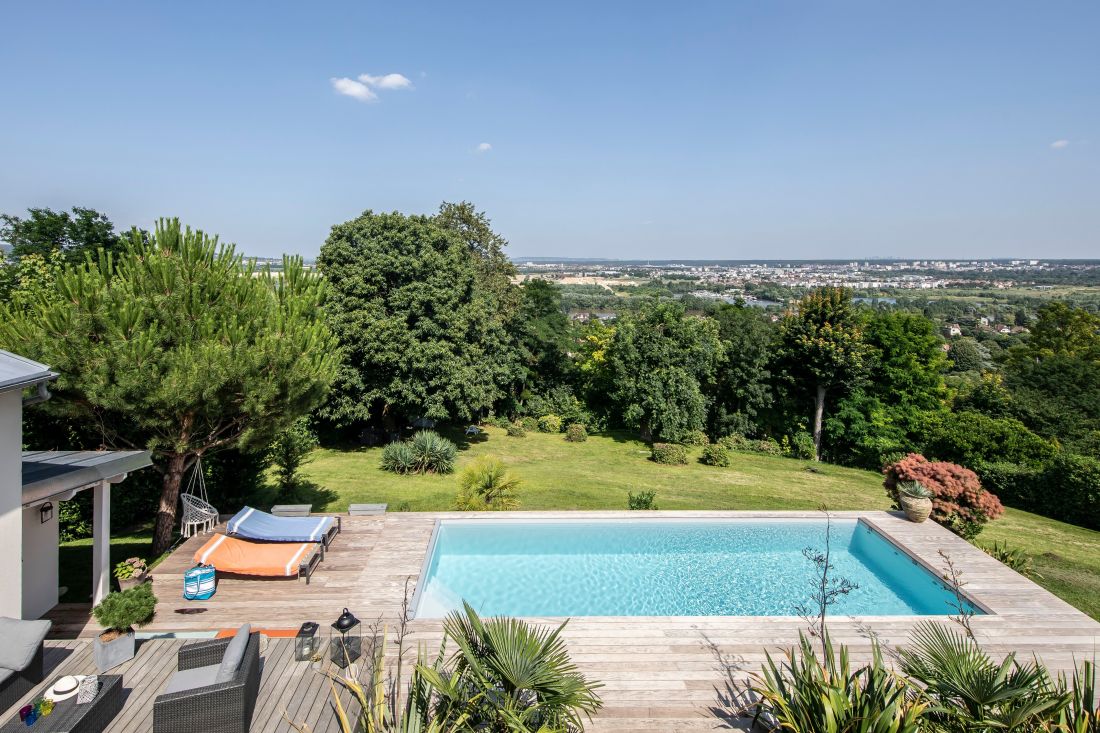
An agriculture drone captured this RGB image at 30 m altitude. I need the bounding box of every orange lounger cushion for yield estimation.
[193,534,314,577]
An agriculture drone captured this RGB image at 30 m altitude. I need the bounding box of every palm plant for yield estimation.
[455,456,521,510]
[431,602,603,732]
[288,628,472,733]
[898,621,1070,732]
[750,630,925,733]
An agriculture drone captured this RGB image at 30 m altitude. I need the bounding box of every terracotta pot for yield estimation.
[900,495,933,523]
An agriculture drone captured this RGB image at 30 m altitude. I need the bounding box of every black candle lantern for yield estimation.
[329,608,361,668]
[295,621,319,662]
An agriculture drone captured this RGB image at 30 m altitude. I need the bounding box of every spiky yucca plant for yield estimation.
[750,630,925,733]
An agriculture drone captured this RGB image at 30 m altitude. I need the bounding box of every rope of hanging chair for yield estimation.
[183,455,208,503]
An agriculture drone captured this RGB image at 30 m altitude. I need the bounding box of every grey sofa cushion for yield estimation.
[215,624,251,683]
[163,663,220,695]
[0,617,51,671]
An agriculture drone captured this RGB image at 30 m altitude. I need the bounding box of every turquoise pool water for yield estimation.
[413,519,978,618]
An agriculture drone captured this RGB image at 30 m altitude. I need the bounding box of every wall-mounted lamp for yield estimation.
[40,502,53,524]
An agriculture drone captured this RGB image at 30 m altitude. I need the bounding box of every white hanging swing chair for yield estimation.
[180,456,219,538]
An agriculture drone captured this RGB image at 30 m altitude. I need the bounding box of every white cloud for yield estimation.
[331,72,412,102]
[476,142,492,153]
[331,77,377,102]
[1050,139,1070,149]
[358,73,412,90]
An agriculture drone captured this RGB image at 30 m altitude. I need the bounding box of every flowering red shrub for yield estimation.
[884,453,1004,539]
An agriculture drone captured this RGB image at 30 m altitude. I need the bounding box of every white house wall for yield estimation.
[0,390,24,617]
[22,502,59,618]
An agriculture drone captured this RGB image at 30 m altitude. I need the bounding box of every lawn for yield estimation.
[58,526,162,603]
[294,426,1100,620]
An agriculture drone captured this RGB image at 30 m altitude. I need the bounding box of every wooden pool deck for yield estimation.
[36,510,1100,732]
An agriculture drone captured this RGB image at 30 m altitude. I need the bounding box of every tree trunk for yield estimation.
[639,416,653,443]
[812,384,826,462]
[152,453,187,555]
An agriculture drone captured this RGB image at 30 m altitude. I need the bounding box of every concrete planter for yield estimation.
[117,573,147,592]
[93,631,136,671]
[899,496,933,523]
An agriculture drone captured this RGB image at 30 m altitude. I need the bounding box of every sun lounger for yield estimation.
[193,534,321,584]
[225,506,340,557]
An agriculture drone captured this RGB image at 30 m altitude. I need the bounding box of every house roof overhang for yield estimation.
[22,450,153,508]
[0,350,56,395]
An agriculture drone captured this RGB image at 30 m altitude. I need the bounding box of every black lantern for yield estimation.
[329,608,361,668]
[295,622,319,662]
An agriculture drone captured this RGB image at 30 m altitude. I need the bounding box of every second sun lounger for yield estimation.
[193,534,321,584]
[226,506,340,557]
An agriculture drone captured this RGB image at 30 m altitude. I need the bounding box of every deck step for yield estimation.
[348,503,387,516]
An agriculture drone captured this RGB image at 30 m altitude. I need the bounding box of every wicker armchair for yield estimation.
[0,644,44,715]
[152,633,261,733]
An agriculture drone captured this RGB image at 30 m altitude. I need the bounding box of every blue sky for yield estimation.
[1,1,1096,259]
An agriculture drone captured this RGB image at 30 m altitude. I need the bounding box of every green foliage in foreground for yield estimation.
[292,603,601,733]
[297,429,1100,620]
[752,624,1099,733]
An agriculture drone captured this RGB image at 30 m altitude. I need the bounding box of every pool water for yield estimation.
[413,519,978,618]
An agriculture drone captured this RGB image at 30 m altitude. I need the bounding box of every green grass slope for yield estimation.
[295,427,1100,619]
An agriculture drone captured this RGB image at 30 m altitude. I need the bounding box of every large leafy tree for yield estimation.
[824,310,949,466]
[600,301,722,442]
[0,206,120,262]
[710,302,776,436]
[319,209,519,428]
[513,279,574,393]
[776,287,868,461]
[0,218,338,553]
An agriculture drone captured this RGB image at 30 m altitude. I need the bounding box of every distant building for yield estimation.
[946,324,962,337]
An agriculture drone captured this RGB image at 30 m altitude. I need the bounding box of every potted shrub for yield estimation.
[91,583,156,671]
[114,557,148,591]
[896,481,934,523]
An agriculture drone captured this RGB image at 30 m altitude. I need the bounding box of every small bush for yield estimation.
[628,490,658,510]
[884,453,1004,539]
[455,456,521,510]
[750,438,783,456]
[650,443,687,465]
[92,583,156,634]
[520,416,539,432]
[491,415,512,429]
[537,414,563,433]
[506,422,526,438]
[381,440,418,474]
[700,443,732,467]
[791,431,815,460]
[718,433,751,452]
[682,430,709,446]
[565,423,588,442]
[268,417,318,494]
[410,430,457,474]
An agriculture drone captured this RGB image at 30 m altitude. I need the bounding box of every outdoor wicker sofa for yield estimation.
[152,625,261,733]
[0,617,51,715]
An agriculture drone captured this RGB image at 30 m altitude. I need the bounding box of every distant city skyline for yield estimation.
[1,1,1097,259]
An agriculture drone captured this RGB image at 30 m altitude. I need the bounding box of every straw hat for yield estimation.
[45,675,83,702]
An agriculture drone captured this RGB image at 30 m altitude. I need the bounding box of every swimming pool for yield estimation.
[412,518,979,618]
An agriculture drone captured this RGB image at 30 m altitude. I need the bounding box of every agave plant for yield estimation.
[896,480,933,500]
[750,630,925,733]
[430,602,603,732]
[898,621,1070,732]
[982,540,1041,579]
